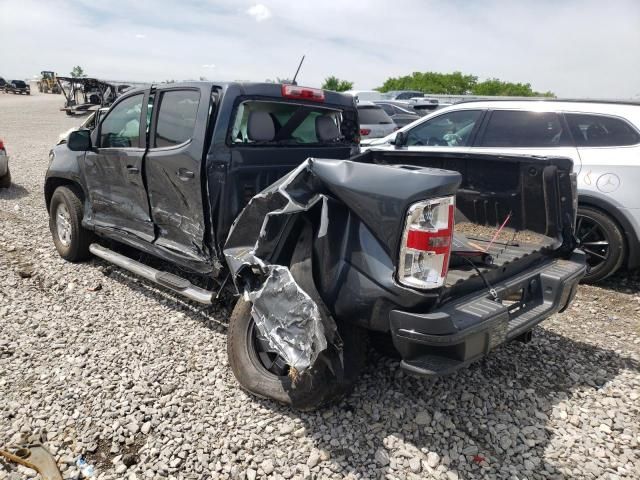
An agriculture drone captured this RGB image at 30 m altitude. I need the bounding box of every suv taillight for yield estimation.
[398,196,455,289]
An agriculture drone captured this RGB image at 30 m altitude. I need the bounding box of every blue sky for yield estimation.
[1,0,639,98]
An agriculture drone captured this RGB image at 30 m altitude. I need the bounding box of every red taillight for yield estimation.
[281,85,325,102]
[398,197,455,289]
[0,139,4,151]
[359,128,371,136]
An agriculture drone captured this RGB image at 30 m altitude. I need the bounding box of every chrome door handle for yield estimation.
[126,165,139,174]
[177,168,194,180]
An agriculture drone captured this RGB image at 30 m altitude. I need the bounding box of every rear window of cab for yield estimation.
[229,100,357,145]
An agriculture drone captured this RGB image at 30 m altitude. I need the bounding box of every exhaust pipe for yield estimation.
[89,244,215,304]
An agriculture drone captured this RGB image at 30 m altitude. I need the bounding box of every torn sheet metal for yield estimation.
[246,265,327,370]
[225,160,330,371]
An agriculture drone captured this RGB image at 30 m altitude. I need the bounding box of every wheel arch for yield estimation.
[579,193,640,270]
[44,177,86,213]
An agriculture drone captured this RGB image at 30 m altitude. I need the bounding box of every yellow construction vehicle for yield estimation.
[37,71,61,94]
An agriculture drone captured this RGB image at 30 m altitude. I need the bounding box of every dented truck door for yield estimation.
[144,85,211,260]
[84,91,155,241]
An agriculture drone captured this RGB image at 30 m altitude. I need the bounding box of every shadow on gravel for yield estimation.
[0,182,29,200]
[596,268,640,294]
[270,329,638,479]
[84,254,232,334]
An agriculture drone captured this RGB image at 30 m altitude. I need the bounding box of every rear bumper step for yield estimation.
[89,243,215,304]
[390,251,586,376]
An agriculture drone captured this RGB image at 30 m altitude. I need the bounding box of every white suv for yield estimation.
[366,100,640,282]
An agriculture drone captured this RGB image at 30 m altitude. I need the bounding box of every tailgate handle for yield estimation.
[126,165,139,174]
[177,168,194,180]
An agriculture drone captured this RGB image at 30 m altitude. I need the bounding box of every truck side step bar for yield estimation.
[89,243,215,304]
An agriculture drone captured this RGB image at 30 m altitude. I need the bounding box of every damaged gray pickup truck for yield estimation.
[45,82,586,409]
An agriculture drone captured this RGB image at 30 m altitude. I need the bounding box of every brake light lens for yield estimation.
[398,196,455,289]
[0,139,4,152]
[360,128,371,136]
[281,85,325,102]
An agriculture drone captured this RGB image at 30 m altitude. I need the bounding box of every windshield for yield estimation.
[358,106,393,124]
[12,80,26,87]
[230,100,355,145]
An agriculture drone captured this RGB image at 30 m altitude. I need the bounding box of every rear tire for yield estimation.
[227,298,367,410]
[0,168,10,189]
[49,186,93,262]
[577,206,625,283]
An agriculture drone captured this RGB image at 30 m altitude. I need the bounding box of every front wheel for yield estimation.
[49,186,93,262]
[577,206,626,283]
[227,298,367,410]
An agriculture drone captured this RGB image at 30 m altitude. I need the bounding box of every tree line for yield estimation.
[321,71,554,97]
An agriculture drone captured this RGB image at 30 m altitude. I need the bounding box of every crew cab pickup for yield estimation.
[45,82,585,409]
[5,80,30,95]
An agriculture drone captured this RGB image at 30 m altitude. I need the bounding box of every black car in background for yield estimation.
[6,80,30,95]
[0,77,7,91]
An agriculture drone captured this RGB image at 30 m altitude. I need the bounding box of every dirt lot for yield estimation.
[0,92,639,479]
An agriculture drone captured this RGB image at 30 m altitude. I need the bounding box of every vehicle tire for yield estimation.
[577,205,626,283]
[0,168,10,189]
[49,186,93,262]
[227,297,367,410]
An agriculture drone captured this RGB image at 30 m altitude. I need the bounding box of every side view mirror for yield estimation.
[67,129,92,151]
[393,131,407,147]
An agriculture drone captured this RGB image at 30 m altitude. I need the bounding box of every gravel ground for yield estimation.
[1,92,639,480]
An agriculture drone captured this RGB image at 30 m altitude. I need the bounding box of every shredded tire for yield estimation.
[227,297,367,410]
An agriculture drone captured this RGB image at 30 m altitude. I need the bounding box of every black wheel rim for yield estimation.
[576,213,610,275]
[247,321,290,378]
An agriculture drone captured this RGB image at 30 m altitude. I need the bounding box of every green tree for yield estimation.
[321,76,354,92]
[472,78,554,97]
[377,71,554,97]
[70,66,86,78]
[378,71,476,95]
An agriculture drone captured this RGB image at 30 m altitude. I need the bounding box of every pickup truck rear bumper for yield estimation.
[390,251,586,376]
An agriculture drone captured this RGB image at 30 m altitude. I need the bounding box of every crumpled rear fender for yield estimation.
[223,158,460,371]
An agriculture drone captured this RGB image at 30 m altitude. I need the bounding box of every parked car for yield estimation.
[383,90,426,100]
[45,82,585,409]
[374,101,421,128]
[366,99,640,282]
[6,80,30,95]
[357,101,397,139]
[409,97,445,115]
[0,138,9,188]
[0,77,7,91]
[343,89,384,102]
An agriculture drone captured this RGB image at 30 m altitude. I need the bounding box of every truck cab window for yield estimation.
[100,94,144,148]
[154,90,200,147]
[230,101,345,145]
[406,110,482,146]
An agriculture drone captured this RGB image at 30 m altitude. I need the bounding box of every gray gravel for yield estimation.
[1,92,640,479]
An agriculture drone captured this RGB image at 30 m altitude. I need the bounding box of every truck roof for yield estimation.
[125,82,358,108]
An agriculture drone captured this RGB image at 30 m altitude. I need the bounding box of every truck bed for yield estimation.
[446,234,556,287]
